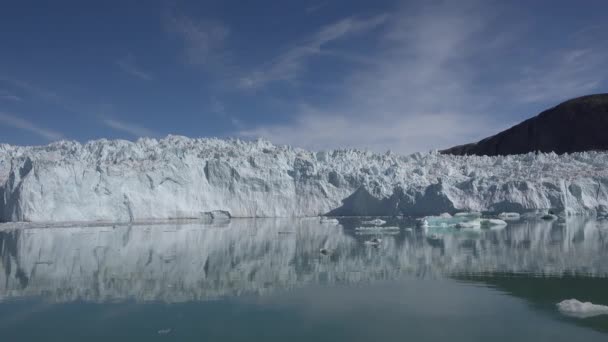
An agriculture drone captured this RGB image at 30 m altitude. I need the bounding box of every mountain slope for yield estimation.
[441,94,608,156]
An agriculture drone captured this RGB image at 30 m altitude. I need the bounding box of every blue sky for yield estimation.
[1,0,607,153]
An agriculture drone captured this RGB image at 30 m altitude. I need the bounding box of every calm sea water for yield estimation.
[1,217,608,341]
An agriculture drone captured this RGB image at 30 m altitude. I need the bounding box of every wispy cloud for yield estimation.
[0,77,82,113]
[238,14,388,89]
[238,3,493,153]
[237,1,608,154]
[102,117,157,138]
[306,2,328,14]
[116,54,153,81]
[165,12,229,67]
[0,112,64,140]
[509,48,608,104]
[1,77,157,139]
[0,90,22,102]
[209,97,225,115]
[239,108,492,154]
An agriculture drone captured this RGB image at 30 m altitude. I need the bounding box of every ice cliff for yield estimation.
[1,136,608,222]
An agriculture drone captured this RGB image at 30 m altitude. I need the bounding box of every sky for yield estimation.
[0,0,607,154]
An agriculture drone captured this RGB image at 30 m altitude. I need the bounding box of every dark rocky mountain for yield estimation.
[441,94,608,156]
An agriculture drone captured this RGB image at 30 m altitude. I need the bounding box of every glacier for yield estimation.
[1,135,608,222]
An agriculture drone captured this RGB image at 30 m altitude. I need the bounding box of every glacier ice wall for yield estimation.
[1,136,608,222]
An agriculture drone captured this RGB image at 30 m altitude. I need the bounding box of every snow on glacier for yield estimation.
[1,135,608,222]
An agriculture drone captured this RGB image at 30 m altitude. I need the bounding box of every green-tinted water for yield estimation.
[1,217,608,341]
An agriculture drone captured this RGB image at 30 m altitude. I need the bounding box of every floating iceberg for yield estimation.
[426,214,481,228]
[557,299,608,318]
[480,219,508,227]
[456,218,507,229]
[498,212,520,220]
[455,212,482,218]
[355,226,399,231]
[2,136,608,222]
[361,218,387,226]
[319,217,340,225]
[456,220,481,229]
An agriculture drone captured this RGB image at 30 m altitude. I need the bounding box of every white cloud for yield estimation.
[116,54,153,81]
[0,112,63,141]
[240,109,492,154]
[238,2,494,153]
[237,1,608,154]
[102,118,157,138]
[165,12,229,66]
[238,14,388,89]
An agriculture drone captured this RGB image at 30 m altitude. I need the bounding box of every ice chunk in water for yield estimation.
[320,217,340,225]
[480,219,508,227]
[456,220,481,229]
[557,299,608,318]
[361,219,386,226]
[498,212,520,220]
[425,214,478,228]
[454,212,482,218]
[355,226,399,231]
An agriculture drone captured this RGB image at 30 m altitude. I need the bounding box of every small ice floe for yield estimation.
[319,217,340,225]
[456,218,507,229]
[498,212,520,220]
[557,299,608,318]
[158,328,172,335]
[364,238,382,246]
[361,218,387,226]
[480,219,508,227]
[355,226,399,231]
[356,230,399,236]
[425,213,482,228]
[454,212,482,218]
[404,227,414,232]
[456,220,481,229]
[541,214,558,220]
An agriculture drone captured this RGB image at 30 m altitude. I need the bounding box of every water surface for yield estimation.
[1,217,608,340]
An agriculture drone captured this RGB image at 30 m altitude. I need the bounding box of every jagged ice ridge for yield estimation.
[1,136,608,222]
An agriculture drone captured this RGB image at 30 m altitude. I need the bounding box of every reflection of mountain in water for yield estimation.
[1,218,608,303]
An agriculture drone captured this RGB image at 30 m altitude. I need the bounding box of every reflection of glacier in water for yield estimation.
[1,218,608,303]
